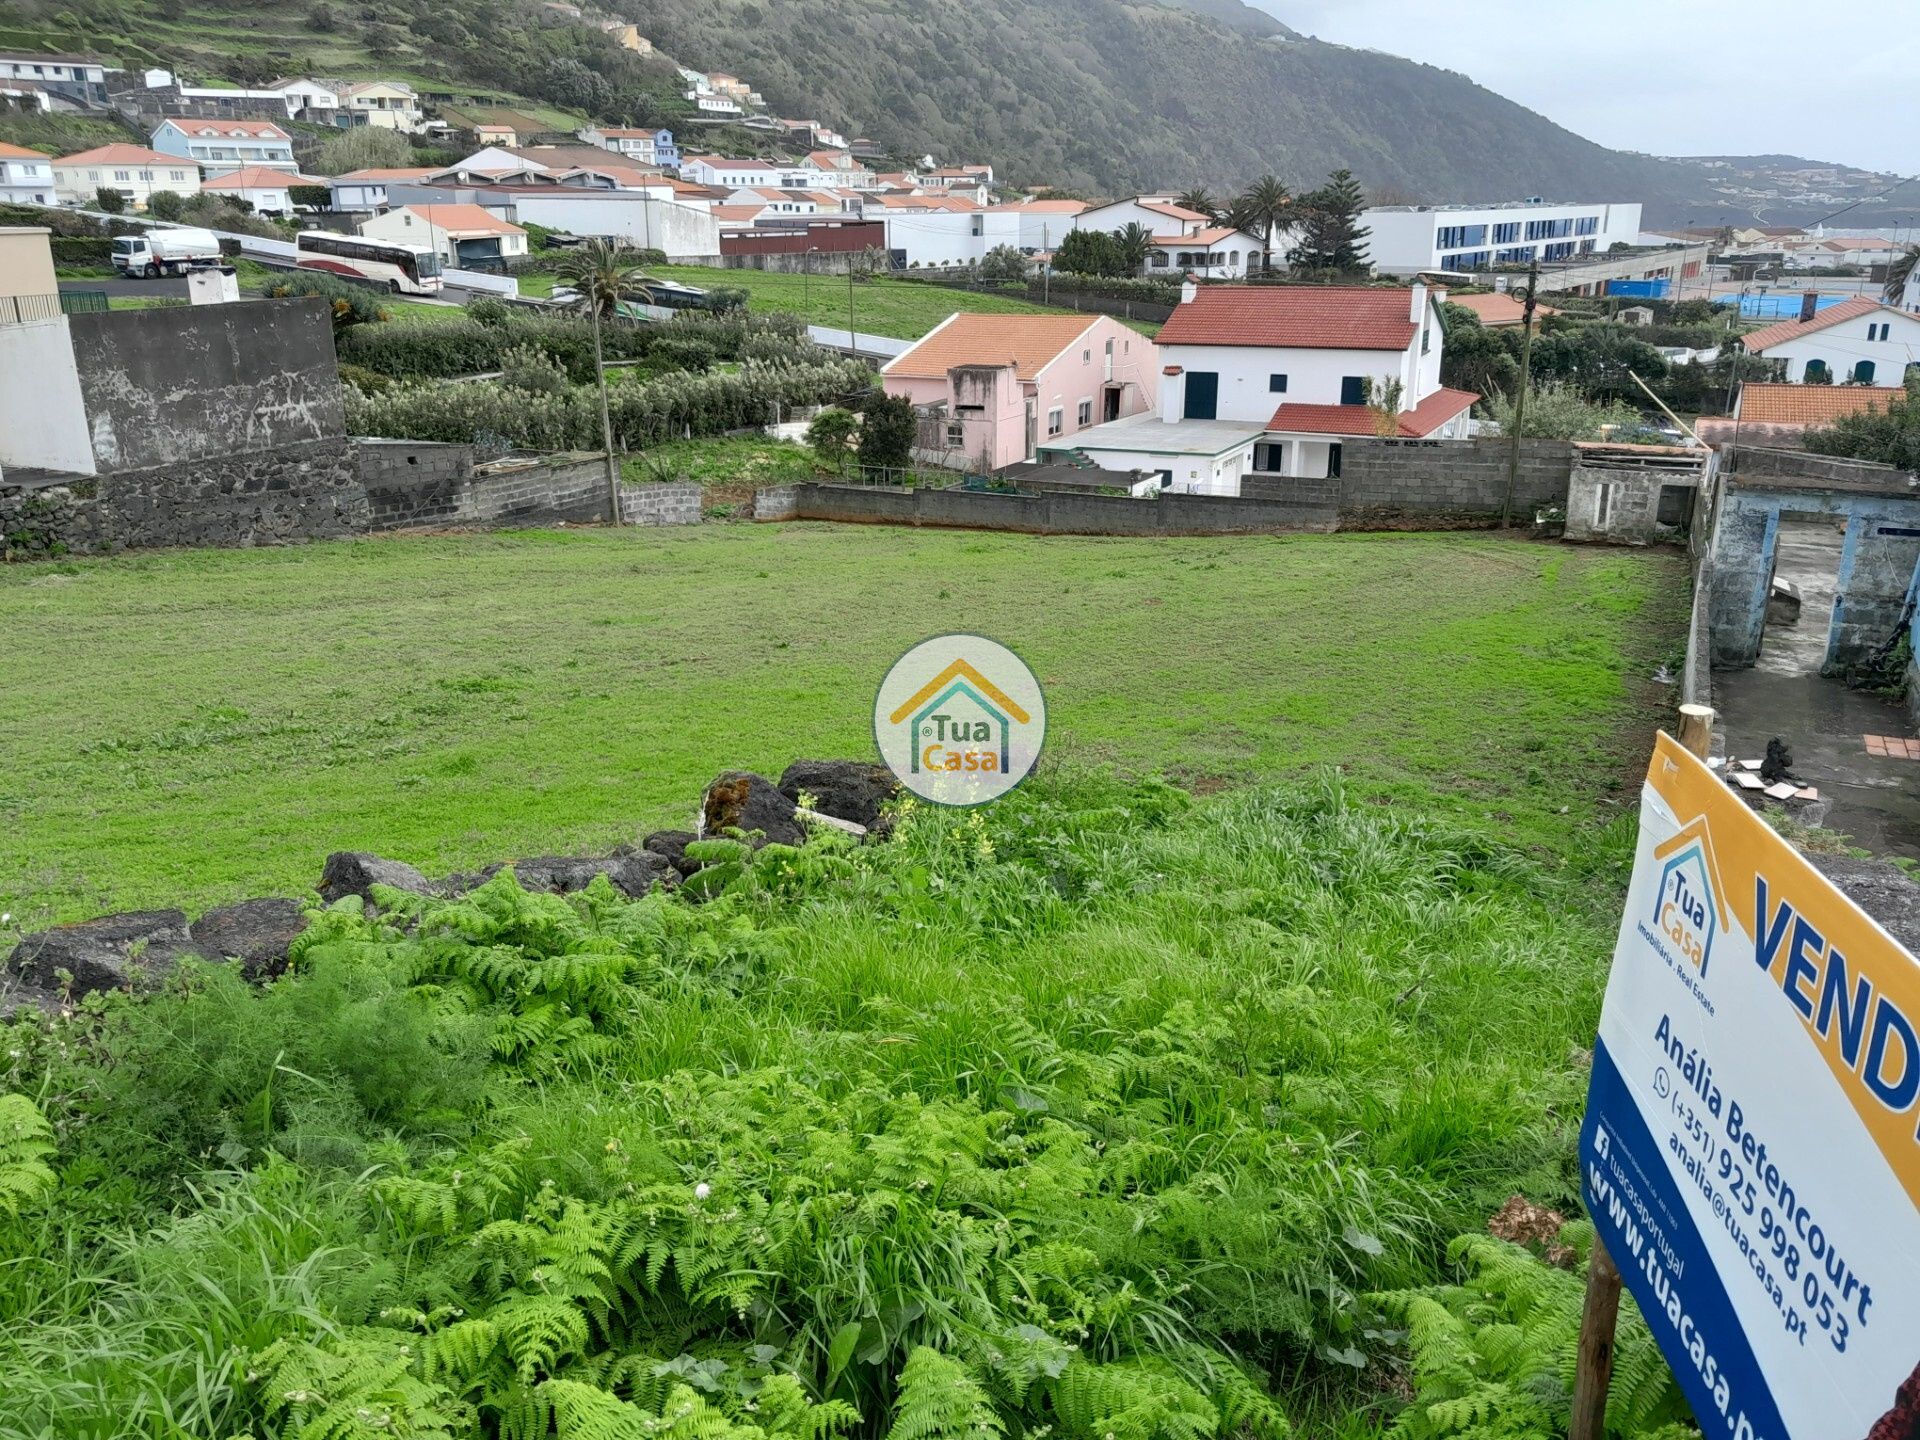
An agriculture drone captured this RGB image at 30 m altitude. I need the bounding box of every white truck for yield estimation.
[110,228,223,278]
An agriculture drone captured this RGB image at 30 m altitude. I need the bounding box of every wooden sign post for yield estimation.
[1569,703,1714,1440]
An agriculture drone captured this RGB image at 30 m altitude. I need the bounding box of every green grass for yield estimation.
[623,436,828,487]
[515,264,1096,340]
[0,528,1685,926]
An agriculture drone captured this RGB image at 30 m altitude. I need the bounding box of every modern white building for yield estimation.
[0,142,55,205]
[53,144,201,209]
[1362,201,1644,274]
[980,199,1087,255]
[1737,297,1920,387]
[150,118,299,176]
[502,192,722,260]
[1062,281,1475,491]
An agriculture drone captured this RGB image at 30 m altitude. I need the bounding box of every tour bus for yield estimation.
[295,231,443,295]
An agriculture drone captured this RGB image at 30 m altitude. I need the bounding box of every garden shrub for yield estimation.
[263,271,387,333]
[500,343,569,396]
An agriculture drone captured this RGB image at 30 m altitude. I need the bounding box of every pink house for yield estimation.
[882,312,1158,471]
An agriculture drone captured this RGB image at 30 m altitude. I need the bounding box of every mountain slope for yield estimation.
[610,0,1745,220]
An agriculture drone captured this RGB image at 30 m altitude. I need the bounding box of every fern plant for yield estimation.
[0,1093,56,1217]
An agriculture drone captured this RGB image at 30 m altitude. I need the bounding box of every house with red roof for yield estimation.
[150,117,298,176]
[358,203,527,269]
[883,313,1159,471]
[202,165,323,216]
[1073,196,1269,279]
[1055,281,1475,492]
[1736,297,1920,388]
[52,144,201,210]
[0,141,55,206]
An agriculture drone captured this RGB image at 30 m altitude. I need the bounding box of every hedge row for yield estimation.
[344,356,874,452]
[337,309,818,383]
[50,236,113,263]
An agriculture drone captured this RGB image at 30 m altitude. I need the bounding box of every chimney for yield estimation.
[1179,278,1198,305]
[1409,281,1428,323]
[1799,291,1818,322]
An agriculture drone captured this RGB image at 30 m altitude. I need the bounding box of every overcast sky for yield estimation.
[1267,0,1919,176]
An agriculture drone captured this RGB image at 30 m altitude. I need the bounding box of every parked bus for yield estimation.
[295,232,443,295]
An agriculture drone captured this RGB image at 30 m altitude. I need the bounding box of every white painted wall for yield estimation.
[1064,437,1254,495]
[1161,342,1410,421]
[0,152,53,205]
[1759,312,1920,385]
[1142,232,1265,279]
[1073,199,1202,238]
[54,157,201,209]
[867,208,985,267]
[508,193,721,258]
[0,318,95,475]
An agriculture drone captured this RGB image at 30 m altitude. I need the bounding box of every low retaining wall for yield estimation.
[620,481,702,526]
[793,482,1337,535]
[0,442,611,557]
[1337,437,1573,523]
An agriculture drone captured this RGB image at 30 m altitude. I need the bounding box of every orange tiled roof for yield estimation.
[1159,285,1423,351]
[55,143,184,167]
[0,141,46,159]
[204,165,320,189]
[884,312,1100,381]
[1736,383,1902,427]
[1739,297,1893,353]
[1265,387,1477,437]
[1446,292,1558,326]
[396,203,523,235]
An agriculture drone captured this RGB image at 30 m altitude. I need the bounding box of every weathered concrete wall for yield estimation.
[1340,436,1573,517]
[362,445,610,530]
[1564,463,1701,546]
[620,481,702,525]
[752,485,798,521]
[100,438,367,547]
[792,482,1337,535]
[67,298,344,473]
[1831,515,1920,671]
[0,317,96,477]
[1338,437,1572,521]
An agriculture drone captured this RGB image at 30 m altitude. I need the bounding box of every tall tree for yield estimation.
[1287,169,1371,276]
[1234,175,1292,274]
[1886,244,1919,305]
[1174,187,1218,220]
[1113,222,1154,275]
[552,238,657,318]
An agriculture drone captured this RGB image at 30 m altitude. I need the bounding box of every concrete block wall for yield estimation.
[471,457,609,527]
[1338,437,1573,521]
[362,447,611,531]
[791,483,1337,536]
[752,485,798,521]
[621,481,702,526]
[360,441,474,530]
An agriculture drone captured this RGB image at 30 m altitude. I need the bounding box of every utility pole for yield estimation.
[846,252,858,361]
[1501,254,1540,529]
[588,293,621,525]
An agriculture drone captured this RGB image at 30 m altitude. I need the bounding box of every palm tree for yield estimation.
[1235,175,1293,275]
[1114,221,1154,276]
[1885,244,1918,306]
[1175,187,1218,220]
[552,237,656,318]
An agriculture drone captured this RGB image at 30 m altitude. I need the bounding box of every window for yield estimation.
[1493,221,1520,244]
[1077,399,1092,426]
[1437,223,1487,249]
[113,169,129,181]
[170,170,186,181]
[1340,376,1366,406]
[946,421,964,447]
[1656,485,1690,527]
[1082,349,1090,363]
[1421,323,1430,355]
[1594,481,1614,528]
[1047,407,1063,437]
[1804,359,1830,381]
[1327,443,1342,478]
[1268,373,1288,392]
[1853,360,1877,384]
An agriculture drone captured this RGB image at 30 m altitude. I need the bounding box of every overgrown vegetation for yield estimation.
[1805,372,1920,472]
[0,763,1683,1437]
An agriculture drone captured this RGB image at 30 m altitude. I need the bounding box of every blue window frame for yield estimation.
[1493,222,1520,244]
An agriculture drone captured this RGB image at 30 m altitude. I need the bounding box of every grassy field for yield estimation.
[520,263,1127,341]
[624,436,828,487]
[0,526,1685,927]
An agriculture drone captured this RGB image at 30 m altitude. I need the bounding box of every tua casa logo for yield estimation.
[874,635,1047,805]
[1650,818,1731,977]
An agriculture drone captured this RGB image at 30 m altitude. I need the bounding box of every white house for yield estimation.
[680,155,780,190]
[577,126,678,167]
[359,203,528,268]
[1144,227,1266,280]
[333,80,425,132]
[980,199,1087,255]
[0,142,55,205]
[1067,282,1475,491]
[202,165,322,216]
[326,166,439,212]
[1737,297,1920,387]
[271,78,340,120]
[689,93,743,117]
[53,144,201,209]
[150,118,298,176]
[1073,196,1214,239]
[0,51,107,107]
[1361,201,1643,273]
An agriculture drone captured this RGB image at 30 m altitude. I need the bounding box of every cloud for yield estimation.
[1265,0,1918,176]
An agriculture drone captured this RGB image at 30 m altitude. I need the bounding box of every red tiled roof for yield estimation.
[1148,227,1253,246]
[159,117,290,140]
[396,202,523,235]
[204,165,320,189]
[0,141,45,159]
[335,167,438,181]
[1266,387,1476,438]
[55,143,184,167]
[1736,383,1902,426]
[1136,199,1208,222]
[1738,297,1894,353]
[1159,285,1422,351]
[885,312,1099,381]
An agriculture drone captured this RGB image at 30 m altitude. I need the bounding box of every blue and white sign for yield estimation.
[1583,734,1920,1438]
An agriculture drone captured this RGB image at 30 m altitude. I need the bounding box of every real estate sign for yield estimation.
[1583,733,1920,1439]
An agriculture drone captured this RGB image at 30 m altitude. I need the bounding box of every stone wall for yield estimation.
[793,482,1337,535]
[1336,437,1573,522]
[67,299,344,473]
[752,485,799,521]
[0,442,614,558]
[620,481,702,525]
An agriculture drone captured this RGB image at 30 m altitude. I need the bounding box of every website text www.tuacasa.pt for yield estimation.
[1589,1156,1767,1439]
